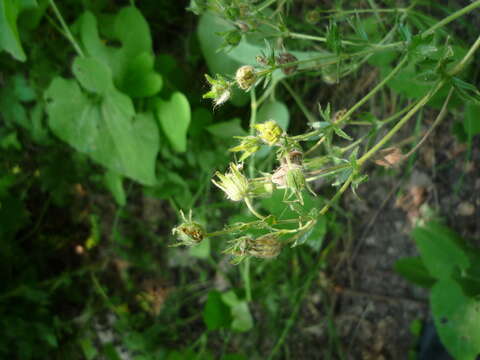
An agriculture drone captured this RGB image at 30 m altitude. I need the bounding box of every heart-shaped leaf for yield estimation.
[155,92,191,153]
[79,7,162,98]
[45,57,159,185]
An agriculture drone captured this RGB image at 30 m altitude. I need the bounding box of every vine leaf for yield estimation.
[45,57,159,185]
[0,0,37,61]
[155,92,191,153]
[78,7,162,98]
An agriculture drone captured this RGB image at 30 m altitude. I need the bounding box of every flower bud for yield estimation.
[229,136,261,161]
[203,74,232,107]
[256,55,268,66]
[285,165,306,193]
[250,179,274,198]
[235,65,257,90]
[172,210,206,247]
[254,120,283,146]
[212,163,250,201]
[276,52,298,75]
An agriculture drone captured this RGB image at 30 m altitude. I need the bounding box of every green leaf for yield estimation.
[155,92,191,153]
[72,57,113,94]
[257,100,290,130]
[431,278,480,360]
[221,291,253,332]
[203,290,232,330]
[0,77,29,129]
[394,256,436,288]
[45,57,159,185]
[206,118,247,138]
[294,216,327,251]
[79,338,98,360]
[104,171,126,206]
[189,107,213,137]
[454,260,480,297]
[189,237,210,259]
[463,102,480,137]
[119,52,163,98]
[79,8,161,98]
[0,0,37,61]
[0,131,21,150]
[412,221,470,280]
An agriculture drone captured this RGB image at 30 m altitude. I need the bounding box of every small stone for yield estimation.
[365,236,376,246]
[457,202,475,216]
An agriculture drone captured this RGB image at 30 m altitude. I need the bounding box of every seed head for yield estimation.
[254,120,283,146]
[212,163,250,201]
[172,210,206,247]
[235,65,257,90]
[248,233,282,259]
[224,233,282,263]
[276,52,299,75]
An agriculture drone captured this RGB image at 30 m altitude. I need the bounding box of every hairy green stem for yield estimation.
[49,0,85,57]
[449,34,480,76]
[358,81,444,166]
[422,1,480,38]
[319,174,354,215]
[244,197,266,220]
[359,32,480,165]
[255,0,277,13]
[404,87,454,159]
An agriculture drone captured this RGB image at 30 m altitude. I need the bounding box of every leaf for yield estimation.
[464,102,480,136]
[0,77,29,129]
[412,221,470,280]
[79,8,161,98]
[221,291,253,332]
[189,237,210,259]
[394,256,436,288]
[72,57,113,94]
[79,338,98,360]
[203,290,232,330]
[431,278,480,360]
[45,57,159,185]
[293,216,327,251]
[206,118,247,138]
[257,100,290,130]
[104,171,126,206]
[261,189,317,220]
[189,107,213,137]
[155,92,191,153]
[0,0,37,61]
[119,52,163,98]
